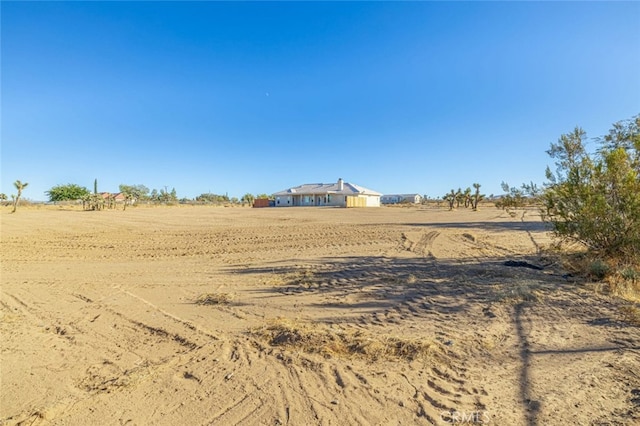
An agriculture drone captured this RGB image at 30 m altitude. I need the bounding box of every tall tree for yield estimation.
[11,180,29,213]
[46,184,90,203]
[119,184,150,204]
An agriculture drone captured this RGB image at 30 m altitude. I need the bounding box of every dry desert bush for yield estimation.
[194,292,233,305]
[547,243,640,303]
[492,281,542,304]
[251,318,439,362]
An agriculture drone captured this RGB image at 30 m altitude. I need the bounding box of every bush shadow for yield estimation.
[237,254,568,320]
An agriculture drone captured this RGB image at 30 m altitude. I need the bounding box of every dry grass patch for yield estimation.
[194,292,233,305]
[492,281,542,304]
[619,305,640,326]
[550,249,640,303]
[251,318,439,362]
[606,267,640,303]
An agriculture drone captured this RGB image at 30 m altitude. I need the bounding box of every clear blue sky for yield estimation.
[2,1,639,201]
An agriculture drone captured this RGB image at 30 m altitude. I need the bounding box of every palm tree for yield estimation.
[11,180,29,213]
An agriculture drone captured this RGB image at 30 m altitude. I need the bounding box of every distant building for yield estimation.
[273,178,381,208]
[253,198,272,208]
[100,192,126,202]
[381,194,423,204]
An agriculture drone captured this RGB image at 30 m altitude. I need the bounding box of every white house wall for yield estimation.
[275,195,292,207]
[304,194,347,207]
[326,194,347,207]
[297,195,315,206]
[275,193,379,207]
[274,194,348,207]
[365,195,381,207]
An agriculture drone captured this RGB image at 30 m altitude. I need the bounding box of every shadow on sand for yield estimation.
[401,221,551,233]
[234,254,638,425]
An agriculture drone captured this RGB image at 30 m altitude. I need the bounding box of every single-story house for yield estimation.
[273,178,381,208]
[381,193,423,204]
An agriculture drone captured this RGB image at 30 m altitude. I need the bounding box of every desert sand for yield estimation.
[1,205,639,425]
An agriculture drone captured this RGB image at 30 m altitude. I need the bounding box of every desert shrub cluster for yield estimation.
[543,115,639,298]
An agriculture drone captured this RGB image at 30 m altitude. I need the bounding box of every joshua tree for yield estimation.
[463,187,472,208]
[471,183,484,211]
[241,193,255,206]
[455,188,464,208]
[11,180,29,213]
[82,193,105,211]
[444,189,456,210]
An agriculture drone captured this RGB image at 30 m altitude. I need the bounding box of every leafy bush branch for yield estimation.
[542,115,639,262]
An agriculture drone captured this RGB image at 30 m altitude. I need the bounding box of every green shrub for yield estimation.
[588,259,610,280]
[620,267,639,283]
[542,115,640,263]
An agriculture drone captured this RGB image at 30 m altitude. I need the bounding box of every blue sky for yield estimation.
[2,1,639,201]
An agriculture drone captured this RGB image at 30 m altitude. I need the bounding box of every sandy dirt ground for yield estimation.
[1,205,639,425]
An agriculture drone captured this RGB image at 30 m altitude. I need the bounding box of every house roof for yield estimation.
[273,180,381,197]
[100,192,126,200]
